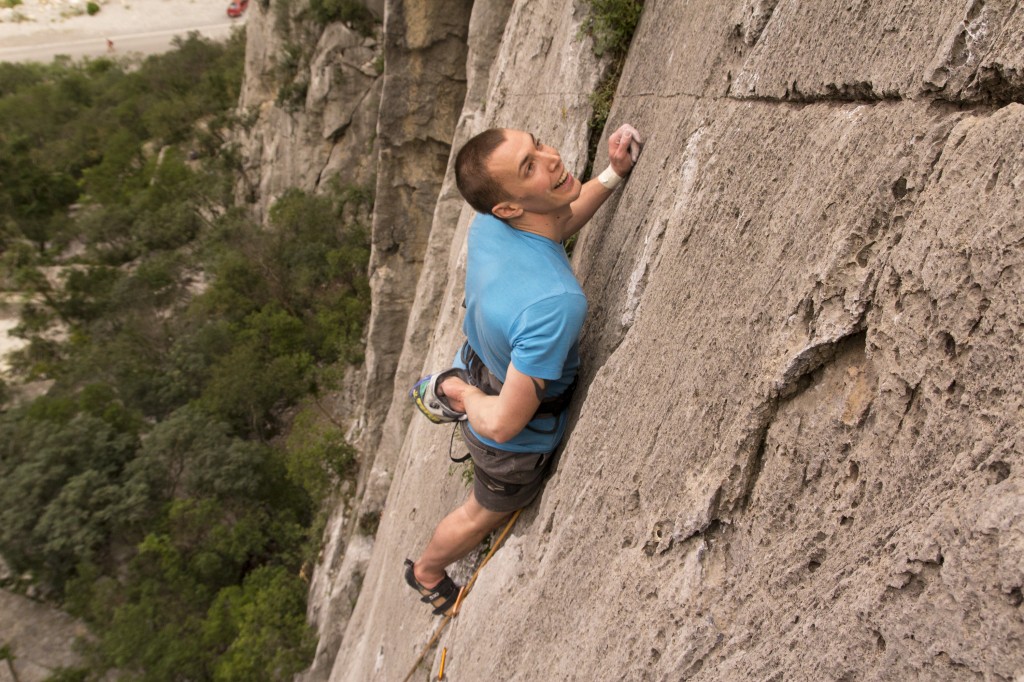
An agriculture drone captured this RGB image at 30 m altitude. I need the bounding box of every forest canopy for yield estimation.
[0,31,370,681]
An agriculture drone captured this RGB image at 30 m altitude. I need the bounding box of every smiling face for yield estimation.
[485,129,581,220]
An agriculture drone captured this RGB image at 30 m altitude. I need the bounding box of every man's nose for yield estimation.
[539,148,560,169]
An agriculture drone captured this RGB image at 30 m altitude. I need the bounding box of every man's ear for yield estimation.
[492,202,522,220]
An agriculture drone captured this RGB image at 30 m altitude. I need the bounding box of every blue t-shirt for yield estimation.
[456,213,587,453]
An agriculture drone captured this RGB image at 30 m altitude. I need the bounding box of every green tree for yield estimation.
[125,405,263,504]
[0,32,362,679]
[204,566,316,681]
[283,407,356,504]
[0,406,139,589]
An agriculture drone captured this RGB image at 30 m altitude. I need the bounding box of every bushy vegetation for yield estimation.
[307,0,376,34]
[0,31,371,681]
[579,0,644,178]
[581,0,643,58]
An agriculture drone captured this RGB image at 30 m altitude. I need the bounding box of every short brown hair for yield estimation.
[455,128,509,215]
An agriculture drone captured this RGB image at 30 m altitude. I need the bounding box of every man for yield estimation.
[405,123,642,615]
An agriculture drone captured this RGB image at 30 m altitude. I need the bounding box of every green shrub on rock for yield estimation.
[581,0,643,57]
[308,0,376,34]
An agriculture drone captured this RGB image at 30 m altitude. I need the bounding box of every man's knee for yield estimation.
[463,492,512,531]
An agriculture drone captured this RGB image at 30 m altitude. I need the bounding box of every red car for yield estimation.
[227,0,248,17]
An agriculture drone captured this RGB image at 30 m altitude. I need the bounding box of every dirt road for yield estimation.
[0,0,245,63]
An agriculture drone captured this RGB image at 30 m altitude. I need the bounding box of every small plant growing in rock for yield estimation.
[357,511,380,536]
[276,79,309,110]
[86,1,100,14]
[580,0,643,58]
[579,0,644,183]
[308,0,376,35]
[40,667,90,682]
[451,460,474,487]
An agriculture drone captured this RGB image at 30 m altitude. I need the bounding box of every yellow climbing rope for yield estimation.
[401,509,522,682]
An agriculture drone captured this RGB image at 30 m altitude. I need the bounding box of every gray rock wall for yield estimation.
[294,1,477,678]
[236,0,381,220]
[358,0,474,461]
[323,0,1024,680]
[0,589,88,682]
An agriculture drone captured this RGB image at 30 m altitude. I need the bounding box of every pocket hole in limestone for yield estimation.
[891,176,908,199]
[847,461,860,483]
[985,460,1010,485]
[938,331,957,358]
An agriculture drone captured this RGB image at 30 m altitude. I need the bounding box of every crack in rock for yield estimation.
[732,323,870,513]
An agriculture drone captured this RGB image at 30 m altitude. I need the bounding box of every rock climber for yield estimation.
[405,122,643,615]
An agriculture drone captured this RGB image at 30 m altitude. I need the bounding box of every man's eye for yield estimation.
[527,161,534,173]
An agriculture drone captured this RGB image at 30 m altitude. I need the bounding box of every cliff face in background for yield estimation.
[237,1,485,678]
[241,0,1024,680]
[236,0,382,221]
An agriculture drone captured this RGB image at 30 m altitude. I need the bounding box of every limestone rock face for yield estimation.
[0,589,88,682]
[326,1,1024,680]
[295,1,478,679]
[354,0,516,533]
[235,0,381,220]
[358,0,475,461]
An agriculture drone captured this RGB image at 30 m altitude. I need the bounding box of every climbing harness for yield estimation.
[401,509,522,682]
[459,343,577,424]
[410,343,578,432]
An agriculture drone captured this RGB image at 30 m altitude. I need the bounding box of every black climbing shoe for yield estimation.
[404,559,460,616]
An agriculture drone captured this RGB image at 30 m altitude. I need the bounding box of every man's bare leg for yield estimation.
[413,490,511,587]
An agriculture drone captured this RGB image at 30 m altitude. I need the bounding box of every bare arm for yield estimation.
[560,178,615,241]
[440,363,545,444]
[559,124,642,241]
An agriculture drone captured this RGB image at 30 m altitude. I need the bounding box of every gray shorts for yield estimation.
[459,422,555,513]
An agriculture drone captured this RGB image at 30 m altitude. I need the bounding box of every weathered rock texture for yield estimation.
[296,1,478,679]
[291,0,1024,680]
[236,0,382,220]
[0,589,88,682]
[358,0,474,461]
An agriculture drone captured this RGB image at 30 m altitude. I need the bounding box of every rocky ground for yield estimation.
[0,297,26,378]
[0,587,87,682]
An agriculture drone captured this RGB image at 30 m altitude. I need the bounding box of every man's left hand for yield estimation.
[439,376,470,412]
[608,123,643,177]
